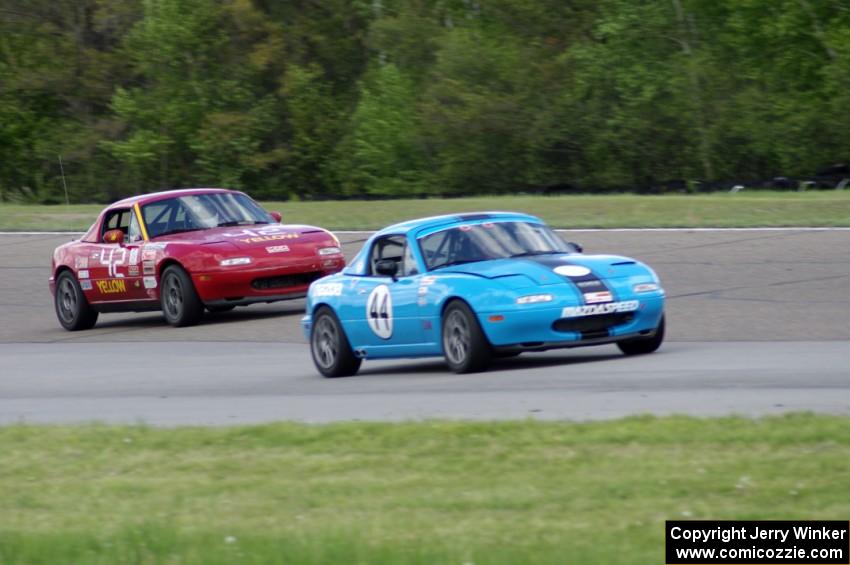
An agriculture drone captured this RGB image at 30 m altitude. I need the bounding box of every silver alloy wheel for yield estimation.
[163,273,183,318]
[443,309,470,365]
[57,276,77,323]
[313,315,339,369]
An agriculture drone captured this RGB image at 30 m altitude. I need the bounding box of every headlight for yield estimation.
[516,294,553,304]
[633,283,660,293]
[220,257,252,266]
[318,246,341,256]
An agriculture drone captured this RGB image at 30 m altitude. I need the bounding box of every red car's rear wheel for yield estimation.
[54,271,98,331]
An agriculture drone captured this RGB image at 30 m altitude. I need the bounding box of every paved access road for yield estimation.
[1,229,848,425]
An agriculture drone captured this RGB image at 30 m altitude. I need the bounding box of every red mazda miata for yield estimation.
[49,188,345,330]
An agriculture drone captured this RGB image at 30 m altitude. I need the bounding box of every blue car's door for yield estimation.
[342,236,425,354]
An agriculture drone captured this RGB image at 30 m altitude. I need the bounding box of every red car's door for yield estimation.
[88,208,147,303]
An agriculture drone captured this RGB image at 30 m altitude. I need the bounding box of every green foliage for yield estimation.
[2,0,850,202]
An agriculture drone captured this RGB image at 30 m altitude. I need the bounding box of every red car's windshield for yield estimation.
[418,221,572,270]
[141,193,273,238]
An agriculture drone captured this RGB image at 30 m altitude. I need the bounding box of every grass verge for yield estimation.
[1,191,850,231]
[2,414,849,564]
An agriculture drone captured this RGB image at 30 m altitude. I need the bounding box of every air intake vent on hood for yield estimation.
[611,261,635,266]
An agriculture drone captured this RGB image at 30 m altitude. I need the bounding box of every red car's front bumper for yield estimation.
[192,256,344,306]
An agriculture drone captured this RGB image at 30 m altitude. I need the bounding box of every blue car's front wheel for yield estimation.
[617,314,665,355]
[442,300,492,373]
[311,307,362,378]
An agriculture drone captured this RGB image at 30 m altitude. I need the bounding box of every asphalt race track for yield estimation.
[1,229,849,425]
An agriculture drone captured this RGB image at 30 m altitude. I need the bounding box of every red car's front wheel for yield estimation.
[161,266,204,327]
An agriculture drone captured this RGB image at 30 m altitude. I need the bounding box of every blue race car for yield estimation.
[302,212,665,377]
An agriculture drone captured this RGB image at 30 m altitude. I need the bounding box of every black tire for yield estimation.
[207,304,236,313]
[617,314,665,355]
[54,271,98,331]
[310,307,362,378]
[160,265,204,327]
[441,300,492,373]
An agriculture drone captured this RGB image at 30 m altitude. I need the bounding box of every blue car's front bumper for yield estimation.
[477,294,665,349]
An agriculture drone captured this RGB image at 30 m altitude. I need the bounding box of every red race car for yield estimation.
[49,188,345,330]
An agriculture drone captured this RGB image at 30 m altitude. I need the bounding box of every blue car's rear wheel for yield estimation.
[442,300,491,373]
[311,307,361,378]
[617,314,665,355]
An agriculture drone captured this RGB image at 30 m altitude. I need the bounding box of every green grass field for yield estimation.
[2,414,849,564]
[1,191,850,231]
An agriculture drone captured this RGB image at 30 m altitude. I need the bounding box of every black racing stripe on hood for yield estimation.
[520,255,614,305]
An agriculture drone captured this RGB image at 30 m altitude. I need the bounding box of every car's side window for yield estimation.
[101,209,131,241]
[127,213,143,243]
[402,243,419,276]
[369,236,419,277]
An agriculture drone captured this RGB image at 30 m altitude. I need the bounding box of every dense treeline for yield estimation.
[1,0,849,203]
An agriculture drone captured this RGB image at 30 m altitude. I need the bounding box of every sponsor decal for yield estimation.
[420,276,437,285]
[576,280,602,288]
[239,233,299,244]
[313,282,343,297]
[134,280,141,288]
[417,297,427,306]
[78,269,90,279]
[128,265,140,277]
[96,279,126,294]
[266,245,290,253]
[322,259,337,268]
[459,225,472,231]
[554,265,591,277]
[75,257,88,269]
[143,276,157,289]
[143,260,155,275]
[366,284,393,339]
[583,291,613,304]
[561,301,639,318]
[221,226,301,244]
[80,280,92,291]
[422,320,432,330]
[418,286,428,295]
[128,248,139,265]
[142,249,157,261]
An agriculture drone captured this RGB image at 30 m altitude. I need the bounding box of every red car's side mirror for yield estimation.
[103,229,125,245]
[269,211,282,223]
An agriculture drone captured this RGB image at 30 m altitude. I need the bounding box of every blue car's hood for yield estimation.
[435,253,649,287]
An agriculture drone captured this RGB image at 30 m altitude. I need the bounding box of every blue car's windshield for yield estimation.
[141,192,272,238]
[419,221,572,270]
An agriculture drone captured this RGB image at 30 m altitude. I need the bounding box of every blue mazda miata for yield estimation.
[302,212,665,377]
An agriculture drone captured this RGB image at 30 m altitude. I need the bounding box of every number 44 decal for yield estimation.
[367,284,393,339]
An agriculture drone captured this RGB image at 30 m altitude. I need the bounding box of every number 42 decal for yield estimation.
[367,284,393,339]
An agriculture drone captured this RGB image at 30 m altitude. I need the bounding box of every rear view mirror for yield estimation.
[375,259,398,280]
[269,211,282,223]
[568,241,583,253]
[103,229,125,246]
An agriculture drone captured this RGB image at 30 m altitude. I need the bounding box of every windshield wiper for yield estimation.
[432,258,485,270]
[509,250,565,258]
[155,227,204,237]
[216,220,269,227]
